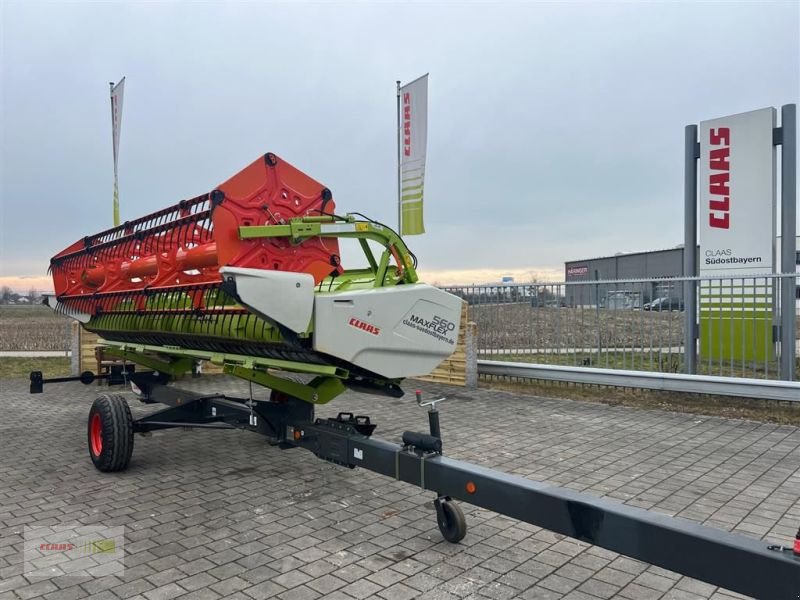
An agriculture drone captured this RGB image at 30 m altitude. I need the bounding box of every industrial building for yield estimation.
[564,247,685,308]
[564,239,800,308]
[566,247,686,282]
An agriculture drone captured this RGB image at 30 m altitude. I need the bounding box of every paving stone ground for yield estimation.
[1,376,799,600]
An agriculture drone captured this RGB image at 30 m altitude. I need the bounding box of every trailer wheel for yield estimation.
[88,394,134,472]
[436,498,467,543]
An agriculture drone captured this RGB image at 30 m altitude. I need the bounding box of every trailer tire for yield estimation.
[88,394,134,472]
[436,498,467,543]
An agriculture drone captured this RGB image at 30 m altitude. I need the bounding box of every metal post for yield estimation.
[780,104,797,381]
[428,409,441,440]
[464,321,478,388]
[110,81,115,226]
[70,322,80,376]
[396,80,402,234]
[594,270,601,356]
[684,125,699,374]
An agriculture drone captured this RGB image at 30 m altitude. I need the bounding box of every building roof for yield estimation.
[565,246,684,265]
[566,235,800,266]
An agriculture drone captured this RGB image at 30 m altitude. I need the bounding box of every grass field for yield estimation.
[0,356,70,379]
[471,304,686,350]
[470,303,799,379]
[470,303,800,350]
[0,304,70,352]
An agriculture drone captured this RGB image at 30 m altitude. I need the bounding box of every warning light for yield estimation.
[466,481,477,494]
[293,430,302,441]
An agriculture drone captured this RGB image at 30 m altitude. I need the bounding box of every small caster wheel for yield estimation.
[88,394,134,472]
[435,497,467,543]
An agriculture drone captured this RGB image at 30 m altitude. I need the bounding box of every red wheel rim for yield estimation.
[90,413,103,456]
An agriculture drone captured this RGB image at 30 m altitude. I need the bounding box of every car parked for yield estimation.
[644,297,684,311]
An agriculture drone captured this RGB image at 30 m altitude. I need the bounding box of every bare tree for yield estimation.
[0,286,12,303]
[27,287,39,303]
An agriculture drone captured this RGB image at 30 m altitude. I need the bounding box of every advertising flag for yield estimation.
[399,74,428,235]
[110,78,125,226]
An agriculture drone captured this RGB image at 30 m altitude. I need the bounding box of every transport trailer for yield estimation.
[31,365,800,599]
[31,150,800,598]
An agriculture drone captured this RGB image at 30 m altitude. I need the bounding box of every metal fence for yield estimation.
[443,273,799,381]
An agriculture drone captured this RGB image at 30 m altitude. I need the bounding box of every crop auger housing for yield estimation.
[47,152,462,401]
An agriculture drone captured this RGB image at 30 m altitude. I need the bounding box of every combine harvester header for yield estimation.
[48,152,462,397]
[32,152,799,599]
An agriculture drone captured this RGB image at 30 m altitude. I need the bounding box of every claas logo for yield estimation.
[349,317,380,336]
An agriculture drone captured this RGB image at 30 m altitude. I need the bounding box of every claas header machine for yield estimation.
[31,152,799,598]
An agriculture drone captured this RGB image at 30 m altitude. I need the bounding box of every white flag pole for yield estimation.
[110,77,125,227]
[396,79,402,234]
[110,81,117,226]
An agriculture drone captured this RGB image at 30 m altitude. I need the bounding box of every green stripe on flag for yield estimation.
[401,191,424,201]
[401,200,424,235]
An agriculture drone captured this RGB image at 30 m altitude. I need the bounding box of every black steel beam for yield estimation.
[29,365,138,393]
[133,399,250,432]
[116,383,800,598]
[296,424,800,600]
[424,456,800,600]
[132,388,315,440]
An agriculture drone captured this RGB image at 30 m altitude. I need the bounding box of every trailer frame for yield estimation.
[30,366,800,599]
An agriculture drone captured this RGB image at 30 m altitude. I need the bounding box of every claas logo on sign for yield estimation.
[708,127,730,230]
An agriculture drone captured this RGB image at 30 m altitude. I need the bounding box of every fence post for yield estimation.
[464,321,478,388]
[70,322,80,376]
[780,104,797,381]
[684,124,699,374]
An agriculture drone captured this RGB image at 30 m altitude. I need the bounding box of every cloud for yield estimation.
[1,2,797,282]
[417,267,563,287]
[0,276,53,294]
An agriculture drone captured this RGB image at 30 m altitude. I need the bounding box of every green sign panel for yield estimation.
[699,286,774,362]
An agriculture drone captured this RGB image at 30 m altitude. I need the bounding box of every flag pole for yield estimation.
[396,79,402,234]
[110,81,119,227]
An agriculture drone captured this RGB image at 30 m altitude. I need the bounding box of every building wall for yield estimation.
[564,238,799,306]
[564,248,684,306]
[566,248,684,282]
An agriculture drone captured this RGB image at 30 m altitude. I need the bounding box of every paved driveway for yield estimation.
[1,376,799,600]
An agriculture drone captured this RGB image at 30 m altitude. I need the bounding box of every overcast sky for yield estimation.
[1,1,798,289]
